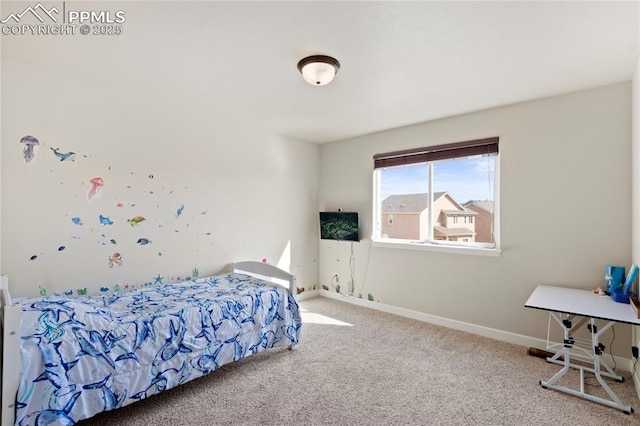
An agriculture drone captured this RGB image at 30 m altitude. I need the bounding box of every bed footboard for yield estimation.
[232,261,297,296]
[1,276,20,426]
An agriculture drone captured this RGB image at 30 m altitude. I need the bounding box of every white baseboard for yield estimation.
[296,289,320,301]
[314,289,635,375]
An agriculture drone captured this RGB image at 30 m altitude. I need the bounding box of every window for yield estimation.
[373,137,499,254]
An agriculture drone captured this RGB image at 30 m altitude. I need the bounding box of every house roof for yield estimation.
[441,209,478,216]
[381,192,445,213]
[464,200,494,214]
[434,226,474,237]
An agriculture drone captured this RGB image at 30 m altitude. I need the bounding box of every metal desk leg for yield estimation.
[540,313,634,414]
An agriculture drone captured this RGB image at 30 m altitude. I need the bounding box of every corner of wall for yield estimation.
[0,74,3,276]
[631,55,640,397]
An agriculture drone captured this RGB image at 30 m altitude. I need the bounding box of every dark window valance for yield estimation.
[373,137,499,169]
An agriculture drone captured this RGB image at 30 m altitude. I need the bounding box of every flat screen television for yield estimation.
[319,211,360,242]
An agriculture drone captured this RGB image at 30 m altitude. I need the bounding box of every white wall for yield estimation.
[1,60,320,297]
[320,82,632,355]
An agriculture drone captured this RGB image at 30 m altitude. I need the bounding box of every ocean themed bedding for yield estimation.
[15,273,301,425]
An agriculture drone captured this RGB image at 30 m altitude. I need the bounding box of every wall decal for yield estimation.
[175,203,184,218]
[20,135,40,163]
[99,215,114,226]
[108,253,123,268]
[127,216,146,226]
[50,147,76,162]
[32,264,201,298]
[17,134,219,295]
[87,177,104,200]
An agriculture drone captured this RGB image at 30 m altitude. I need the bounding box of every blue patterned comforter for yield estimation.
[15,273,301,425]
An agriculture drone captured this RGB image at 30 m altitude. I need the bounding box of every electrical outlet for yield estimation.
[632,346,639,359]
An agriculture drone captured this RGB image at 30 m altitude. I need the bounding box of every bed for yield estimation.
[0,261,301,425]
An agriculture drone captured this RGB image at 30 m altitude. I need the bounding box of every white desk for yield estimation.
[525,285,640,414]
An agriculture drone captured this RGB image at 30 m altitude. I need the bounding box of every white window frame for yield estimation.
[372,139,501,257]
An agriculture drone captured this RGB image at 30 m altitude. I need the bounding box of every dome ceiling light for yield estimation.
[297,55,340,86]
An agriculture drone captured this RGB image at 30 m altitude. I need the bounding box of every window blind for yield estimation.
[373,137,499,169]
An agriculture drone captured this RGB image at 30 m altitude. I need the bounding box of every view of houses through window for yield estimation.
[375,153,497,248]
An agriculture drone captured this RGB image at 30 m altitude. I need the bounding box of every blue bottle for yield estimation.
[605,265,625,295]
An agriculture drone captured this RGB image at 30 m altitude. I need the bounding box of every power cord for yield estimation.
[609,325,616,371]
[585,325,637,387]
[330,274,348,298]
[348,241,355,296]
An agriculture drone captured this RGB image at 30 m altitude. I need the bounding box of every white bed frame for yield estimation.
[0,261,296,426]
[232,261,298,296]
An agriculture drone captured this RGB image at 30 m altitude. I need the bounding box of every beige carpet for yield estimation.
[79,297,639,425]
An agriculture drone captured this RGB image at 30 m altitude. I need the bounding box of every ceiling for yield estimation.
[2,1,639,143]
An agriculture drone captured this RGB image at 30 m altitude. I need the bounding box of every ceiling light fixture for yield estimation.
[297,55,340,86]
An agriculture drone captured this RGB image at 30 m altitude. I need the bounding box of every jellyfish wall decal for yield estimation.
[20,135,40,163]
[87,177,104,200]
